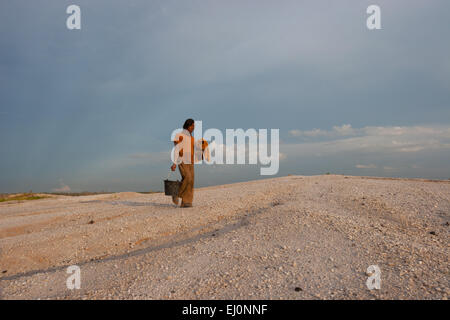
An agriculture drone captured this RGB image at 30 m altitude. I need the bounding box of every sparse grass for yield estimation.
[0,191,161,202]
[0,193,48,203]
[46,191,113,196]
[48,191,161,196]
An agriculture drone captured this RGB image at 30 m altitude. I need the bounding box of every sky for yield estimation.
[1,0,449,193]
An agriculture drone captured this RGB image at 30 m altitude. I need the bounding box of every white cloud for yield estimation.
[289,124,450,144]
[289,128,328,137]
[52,180,71,193]
[282,124,450,175]
[356,164,377,169]
[399,146,425,152]
[333,124,356,136]
[287,125,450,154]
[289,124,357,138]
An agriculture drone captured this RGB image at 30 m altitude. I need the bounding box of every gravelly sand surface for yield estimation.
[0,175,449,300]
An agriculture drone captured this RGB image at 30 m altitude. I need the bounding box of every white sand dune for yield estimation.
[0,175,448,299]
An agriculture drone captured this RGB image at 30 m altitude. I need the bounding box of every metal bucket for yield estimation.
[164,170,180,196]
[164,179,180,196]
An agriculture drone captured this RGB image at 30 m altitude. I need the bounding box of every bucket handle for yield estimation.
[167,169,174,180]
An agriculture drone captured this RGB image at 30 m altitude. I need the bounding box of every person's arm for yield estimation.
[202,140,210,161]
[171,135,183,170]
[171,140,177,171]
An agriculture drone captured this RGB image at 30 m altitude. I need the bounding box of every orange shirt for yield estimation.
[174,130,194,164]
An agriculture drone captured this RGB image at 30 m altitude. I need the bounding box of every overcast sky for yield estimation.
[1,0,449,193]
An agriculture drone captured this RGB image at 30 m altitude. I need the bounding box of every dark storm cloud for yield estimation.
[1,0,449,192]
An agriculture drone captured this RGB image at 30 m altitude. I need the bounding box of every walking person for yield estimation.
[170,119,206,207]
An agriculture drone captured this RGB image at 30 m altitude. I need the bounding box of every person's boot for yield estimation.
[180,202,193,208]
[172,195,179,206]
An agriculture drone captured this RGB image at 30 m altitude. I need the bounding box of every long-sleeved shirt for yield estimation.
[173,129,195,164]
[173,129,210,164]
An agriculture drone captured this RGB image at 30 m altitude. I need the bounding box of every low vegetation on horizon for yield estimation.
[0,193,48,203]
[0,190,160,203]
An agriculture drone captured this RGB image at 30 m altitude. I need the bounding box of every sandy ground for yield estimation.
[0,175,448,300]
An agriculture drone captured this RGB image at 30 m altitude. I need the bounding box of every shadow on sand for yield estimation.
[80,200,174,208]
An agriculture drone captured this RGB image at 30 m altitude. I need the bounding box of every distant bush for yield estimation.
[0,193,48,203]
